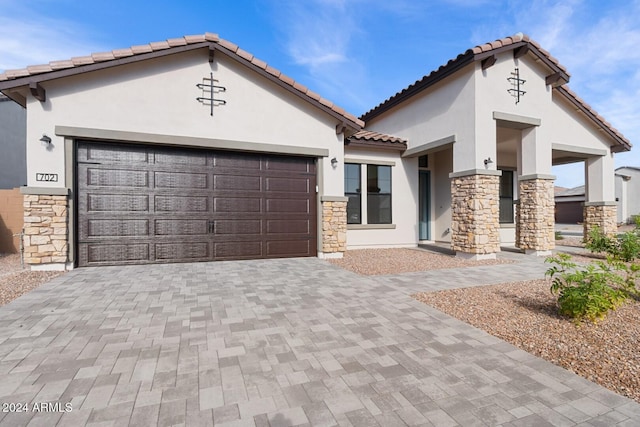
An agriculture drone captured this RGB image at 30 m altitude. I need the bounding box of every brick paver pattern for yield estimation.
[1,253,639,426]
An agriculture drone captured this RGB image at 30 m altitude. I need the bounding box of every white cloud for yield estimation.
[0,10,105,72]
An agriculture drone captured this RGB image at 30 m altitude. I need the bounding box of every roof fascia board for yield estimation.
[555,86,631,152]
[345,140,407,151]
[0,42,211,90]
[211,44,362,132]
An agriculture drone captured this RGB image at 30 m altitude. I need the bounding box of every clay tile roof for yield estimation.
[348,130,407,145]
[0,32,364,129]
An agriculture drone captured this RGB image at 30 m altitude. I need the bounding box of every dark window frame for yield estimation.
[345,163,362,224]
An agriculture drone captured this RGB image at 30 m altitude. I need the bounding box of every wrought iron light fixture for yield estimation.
[484,157,494,168]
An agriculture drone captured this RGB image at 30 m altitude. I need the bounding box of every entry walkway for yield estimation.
[0,255,638,426]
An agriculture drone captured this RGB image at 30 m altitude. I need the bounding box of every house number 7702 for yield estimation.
[36,173,58,182]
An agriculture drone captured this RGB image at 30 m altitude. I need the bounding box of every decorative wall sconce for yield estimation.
[331,157,338,168]
[39,134,52,148]
[484,157,494,168]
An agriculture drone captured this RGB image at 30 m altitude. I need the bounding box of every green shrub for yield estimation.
[545,254,629,324]
[585,225,640,262]
[555,231,564,240]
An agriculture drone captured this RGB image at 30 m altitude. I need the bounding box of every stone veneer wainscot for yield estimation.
[23,194,68,265]
[321,197,347,256]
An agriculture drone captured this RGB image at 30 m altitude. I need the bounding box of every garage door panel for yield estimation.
[214,220,262,235]
[267,219,310,234]
[86,243,150,264]
[267,240,311,257]
[79,145,149,164]
[265,158,311,172]
[214,175,262,191]
[214,197,262,213]
[77,141,316,266]
[86,194,150,213]
[155,196,211,212]
[86,219,149,238]
[155,171,208,189]
[214,241,263,258]
[266,177,310,193]
[154,151,208,166]
[213,155,261,170]
[155,242,210,261]
[266,199,310,213]
[155,219,208,236]
[87,168,149,188]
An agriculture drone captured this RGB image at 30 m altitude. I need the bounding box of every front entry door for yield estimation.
[419,170,430,240]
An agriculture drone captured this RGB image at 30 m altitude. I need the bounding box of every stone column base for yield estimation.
[584,203,617,237]
[321,197,347,257]
[516,178,555,254]
[23,193,69,268]
[450,172,501,255]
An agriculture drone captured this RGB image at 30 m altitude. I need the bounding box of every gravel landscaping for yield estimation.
[0,253,64,306]
[328,247,513,275]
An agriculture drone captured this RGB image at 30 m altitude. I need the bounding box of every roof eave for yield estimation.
[555,86,632,153]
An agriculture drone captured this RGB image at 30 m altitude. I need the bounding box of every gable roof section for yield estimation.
[0,33,364,131]
[361,33,630,152]
[346,130,407,151]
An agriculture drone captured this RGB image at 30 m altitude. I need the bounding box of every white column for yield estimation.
[585,153,615,202]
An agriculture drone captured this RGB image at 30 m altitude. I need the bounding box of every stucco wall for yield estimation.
[365,66,476,170]
[23,48,346,196]
[616,167,640,224]
[0,97,26,189]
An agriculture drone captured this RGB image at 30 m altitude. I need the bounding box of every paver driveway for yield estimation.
[0,257,639,426]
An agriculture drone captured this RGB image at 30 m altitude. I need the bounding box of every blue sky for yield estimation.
[1,0,639,188]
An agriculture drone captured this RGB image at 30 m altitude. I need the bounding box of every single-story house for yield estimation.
[615,166,640,224]
[0,32,631,270]
[555,185,585,224]
[0,94,26,189]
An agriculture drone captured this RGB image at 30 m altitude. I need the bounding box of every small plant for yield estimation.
[545,254,629,324]
[585,225,640,263]
[555,231,564,240]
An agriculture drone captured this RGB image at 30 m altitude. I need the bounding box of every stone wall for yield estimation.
[322,200,347,254]
[516,178,555,252]
[23,194,68,265]
[450,174,500,255]
[584,204,617,237]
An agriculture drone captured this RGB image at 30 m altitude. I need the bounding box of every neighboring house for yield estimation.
[615,166,640,224]
[0,32,631,270]
[0,94,26,189]
[554,185,585,224]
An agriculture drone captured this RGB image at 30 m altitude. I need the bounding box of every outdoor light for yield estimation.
[331,157,338,167]
[484,157,494,167]
[39,134,52,147]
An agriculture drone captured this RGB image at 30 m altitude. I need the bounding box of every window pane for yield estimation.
[499,170,514,223]
[344,163,361,224]
[367,165,392,224]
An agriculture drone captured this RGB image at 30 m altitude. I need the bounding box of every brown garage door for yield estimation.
[76,141,317,266]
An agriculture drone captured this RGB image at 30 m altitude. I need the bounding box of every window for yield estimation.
[345,163,361,224]
[344,163,393,225]
[499,170,514,223]
[367,165,392,224]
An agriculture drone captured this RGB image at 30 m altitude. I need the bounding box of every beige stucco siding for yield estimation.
[24,48,345,195]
